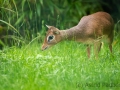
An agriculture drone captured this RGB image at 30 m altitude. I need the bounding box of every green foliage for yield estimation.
[0,37,120,90]
[0,0,104,31]
[0,0,120,29]
[0,0,120,44]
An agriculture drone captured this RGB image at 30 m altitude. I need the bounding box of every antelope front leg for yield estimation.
[87,45,91,58]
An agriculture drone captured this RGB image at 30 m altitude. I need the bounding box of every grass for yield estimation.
[0,37,120,90]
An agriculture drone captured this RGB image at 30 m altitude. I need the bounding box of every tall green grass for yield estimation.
[0,36,120,90]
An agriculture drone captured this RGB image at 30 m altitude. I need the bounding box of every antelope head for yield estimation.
[41,25,61,51]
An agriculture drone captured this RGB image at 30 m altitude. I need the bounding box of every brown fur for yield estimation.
[41,12,114,58]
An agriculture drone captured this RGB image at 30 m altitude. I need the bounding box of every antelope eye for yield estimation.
[47,35,54,42]
[49,35,53,39]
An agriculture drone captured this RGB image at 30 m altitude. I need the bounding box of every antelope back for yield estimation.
[77,12,114,38]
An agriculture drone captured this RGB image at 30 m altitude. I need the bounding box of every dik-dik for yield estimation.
[41,12,114,58]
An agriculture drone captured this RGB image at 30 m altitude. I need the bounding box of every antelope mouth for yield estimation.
[41,46,49,51]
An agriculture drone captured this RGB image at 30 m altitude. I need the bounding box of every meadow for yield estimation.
[0,34,120,90]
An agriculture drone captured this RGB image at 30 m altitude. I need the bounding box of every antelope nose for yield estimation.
[41,46,48,51]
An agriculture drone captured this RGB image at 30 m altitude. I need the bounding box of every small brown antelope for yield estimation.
[41,11,114,58]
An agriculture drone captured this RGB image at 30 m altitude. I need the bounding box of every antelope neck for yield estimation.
[60,26,79,40]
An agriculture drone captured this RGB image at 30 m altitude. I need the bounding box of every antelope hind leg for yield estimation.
[94,42,102,58]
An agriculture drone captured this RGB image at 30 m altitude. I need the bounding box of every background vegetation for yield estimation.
[0,0,120,46]
[0,0,120,90]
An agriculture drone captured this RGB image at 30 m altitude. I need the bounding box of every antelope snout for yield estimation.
[41,44,49,51]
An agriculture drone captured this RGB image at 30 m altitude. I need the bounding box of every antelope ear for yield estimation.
[46,25,52,29]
